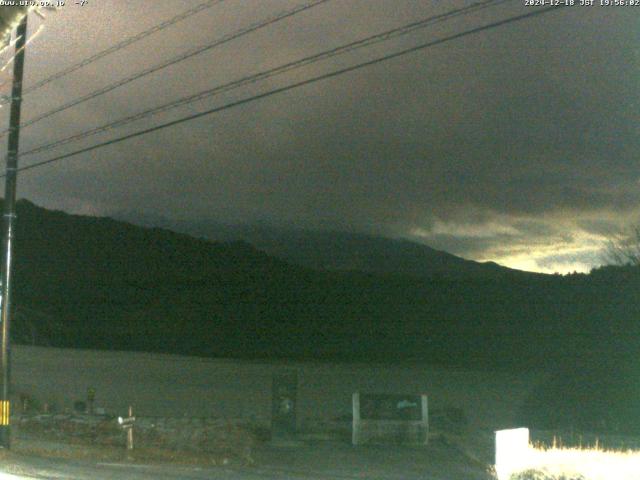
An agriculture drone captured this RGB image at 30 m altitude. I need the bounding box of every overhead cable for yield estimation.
[8,5,565,177]
[20,0,512,157]
[0,0,227,106]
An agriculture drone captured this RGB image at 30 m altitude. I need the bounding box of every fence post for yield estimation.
[127,406,134,451]
[352,392,360,445]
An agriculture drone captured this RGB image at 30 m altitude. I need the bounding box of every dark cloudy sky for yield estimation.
[0,0,637,273]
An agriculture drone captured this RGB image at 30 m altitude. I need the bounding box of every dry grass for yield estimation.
[503,443,640,480]
[10,437,245,466]
[13,414,258,466]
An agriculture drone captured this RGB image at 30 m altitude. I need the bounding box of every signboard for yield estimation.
[352,392,428,445]
[360,394,423,421]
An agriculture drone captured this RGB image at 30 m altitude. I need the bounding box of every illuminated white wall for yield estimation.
[495,427,531,480]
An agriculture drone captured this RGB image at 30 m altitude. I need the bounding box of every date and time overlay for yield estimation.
[0,0,638,8]
[525,0,638,6]
[0,0,85,7]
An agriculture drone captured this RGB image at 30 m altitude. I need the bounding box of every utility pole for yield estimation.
[0,13,28,449]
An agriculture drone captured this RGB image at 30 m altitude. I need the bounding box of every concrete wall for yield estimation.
[11,345,545,430]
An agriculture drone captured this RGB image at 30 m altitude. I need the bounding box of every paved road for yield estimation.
[0,442,492,479]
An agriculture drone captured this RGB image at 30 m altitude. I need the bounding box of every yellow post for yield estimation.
[0,400,9,426]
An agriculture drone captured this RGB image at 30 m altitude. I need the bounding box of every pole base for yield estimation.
[0,425,10,449]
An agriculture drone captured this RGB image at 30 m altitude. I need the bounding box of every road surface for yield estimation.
[0,441,492,479]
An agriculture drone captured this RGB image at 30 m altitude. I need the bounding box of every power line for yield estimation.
[0,0,331,138]
[20,0,511,158]
[0,0,226,106]
[9,5,565,177]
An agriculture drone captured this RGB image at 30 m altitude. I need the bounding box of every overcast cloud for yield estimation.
[1,0,637,273]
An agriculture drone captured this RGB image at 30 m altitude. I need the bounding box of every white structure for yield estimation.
[352,392,428,445]
[495,427,531,480]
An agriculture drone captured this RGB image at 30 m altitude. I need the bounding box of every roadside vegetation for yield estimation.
[496,440,640,480]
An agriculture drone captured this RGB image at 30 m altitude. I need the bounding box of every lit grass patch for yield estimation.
[507,444,640,480]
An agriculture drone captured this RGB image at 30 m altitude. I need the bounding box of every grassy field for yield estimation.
[11,344,546,430]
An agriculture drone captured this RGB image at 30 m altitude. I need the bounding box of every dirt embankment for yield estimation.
[15,413,261,465]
